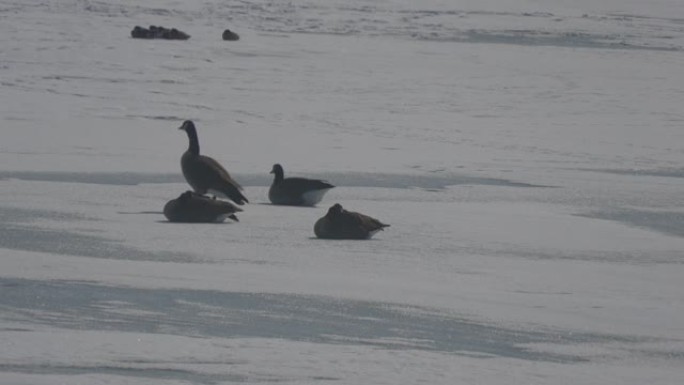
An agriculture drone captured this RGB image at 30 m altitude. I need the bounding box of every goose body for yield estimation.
[164,191,242,223]
[179,120,248,205]
[314,203,389,239]
[269,164,334,206]
[222,29,240,41]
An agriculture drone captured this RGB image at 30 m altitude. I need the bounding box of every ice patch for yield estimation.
[1,278,669,363]
[0,170,547,189]
[578,209,684,239]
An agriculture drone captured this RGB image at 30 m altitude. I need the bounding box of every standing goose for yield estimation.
[269,163,334,206]
[314,203,389,239]
[164,191,242,223]
[179,120,248,205]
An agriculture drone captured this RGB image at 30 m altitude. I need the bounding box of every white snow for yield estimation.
[1,0,683,384]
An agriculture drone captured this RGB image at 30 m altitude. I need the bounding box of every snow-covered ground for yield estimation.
[1,1,683,384]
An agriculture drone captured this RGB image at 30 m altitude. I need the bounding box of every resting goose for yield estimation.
[269,164,334,206]
[164,191,242,223]
[179,120,248,205]
[314,203,389,239]
[222,29,240,41]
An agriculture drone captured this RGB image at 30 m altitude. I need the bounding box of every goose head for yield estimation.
[270,163,285,180]
[178,120,200,154]
[178,190,194,201]
[327,203,344,218]
[178,120,196,132]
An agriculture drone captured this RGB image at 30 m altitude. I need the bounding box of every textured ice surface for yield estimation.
[1,1,683,384]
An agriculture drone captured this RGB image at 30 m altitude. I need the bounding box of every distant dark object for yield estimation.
[164,191,242,223]
[131,25,190,40]
[222,29,240,41]
[314,203,390,240]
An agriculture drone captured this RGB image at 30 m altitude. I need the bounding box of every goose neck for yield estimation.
[186,126,200,155]
[273,167,284,182]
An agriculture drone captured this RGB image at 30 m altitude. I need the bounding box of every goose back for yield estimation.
[314,203,389,239]
[164,191,242,223]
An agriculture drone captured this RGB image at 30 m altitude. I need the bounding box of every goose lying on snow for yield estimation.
[314,203,389,239]
[269,163,334,206]
[222,29,240,41]
[164,191,242,223]
[179,120,248,205]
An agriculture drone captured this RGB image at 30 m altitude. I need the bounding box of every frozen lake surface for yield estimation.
[1,1,683,384]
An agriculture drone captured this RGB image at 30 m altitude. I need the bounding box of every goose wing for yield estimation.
[278,177,333,195]
[198,155,244,190]
[192,193,242,221]
[344,210,389,233]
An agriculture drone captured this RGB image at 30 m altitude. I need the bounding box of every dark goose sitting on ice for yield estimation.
[164,191,242,223]
[178,120,248,205]
[222,29,240,41]
[314,203,389,239]
[268,163,334,206]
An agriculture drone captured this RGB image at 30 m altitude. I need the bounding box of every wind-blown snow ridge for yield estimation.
[588,167,684,179]
[0,363,246,384]
[63,0,684,51]
[578,209,684,239]
[0,206,195,262]
[2,278,670,363]
[6,0,682,51]
[0,170,546,189]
